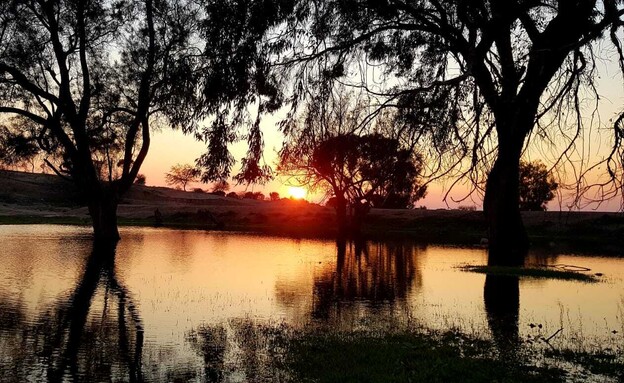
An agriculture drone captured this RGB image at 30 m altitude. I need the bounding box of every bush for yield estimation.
[135,174,146,185]
[192,188,205,193]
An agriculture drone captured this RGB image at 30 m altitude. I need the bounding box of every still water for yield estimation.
[0,225,623,382]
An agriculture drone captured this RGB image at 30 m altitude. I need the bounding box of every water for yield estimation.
[0,225,622,382]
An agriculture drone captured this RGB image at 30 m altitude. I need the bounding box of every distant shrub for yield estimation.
[226,192,239,199]
[135,174,146,185]
[243,191,265,200]
[211,190,226,197]
[457,205,477,211]
[192,188,205,193]
[269,191,280,201]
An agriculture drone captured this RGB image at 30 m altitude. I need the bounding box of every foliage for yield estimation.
[165,164,200,192]
[286,332,565,383]
[243,191,265,200]
[269,192,280,201]
[0,0,296,238]
[226,192,239,199]
[519,161,558,211]
[461,265,597,283]
[134,174,146,185]
[268,0,624,258]
[211,180,230,193]
[0,126,39,170]
[281,133,426,210]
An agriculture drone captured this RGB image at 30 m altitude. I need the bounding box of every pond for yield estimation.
[0,225,622,382]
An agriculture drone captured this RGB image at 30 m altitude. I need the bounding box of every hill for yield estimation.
[1,170,623,252]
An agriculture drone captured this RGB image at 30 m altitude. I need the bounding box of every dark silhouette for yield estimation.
[519,160,559,211]
[47,241,143,382]
[281,133,426,236]
[312,239,421,320]
[270,1,624,265]
[187,325,227,382]
[165,164,200,192]
[0,0,292,241]
[484,274,521,359]
[0,242,144,382]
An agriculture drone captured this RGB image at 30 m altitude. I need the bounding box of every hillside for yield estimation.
[1,170,623,251]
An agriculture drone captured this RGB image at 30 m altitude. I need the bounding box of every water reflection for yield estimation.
[0,226,623,382]
[0,240,143,382]
[311,239,422,320]
[484,275,520,358]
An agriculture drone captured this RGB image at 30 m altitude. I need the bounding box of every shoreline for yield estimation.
[1,169,623,255]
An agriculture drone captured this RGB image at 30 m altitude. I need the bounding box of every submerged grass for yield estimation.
[284,331,565,383]
[460,265,599,282]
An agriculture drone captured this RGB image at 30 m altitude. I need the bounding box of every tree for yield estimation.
[165,164,199,192]
[270,1,624,265]
[269,191,280,201]
[211,180,230,193]
[519,161,558,211]
[0,0,293,241]
[134,174,146,185]
[280,133,426,235]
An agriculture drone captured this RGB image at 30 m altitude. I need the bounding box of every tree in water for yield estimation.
[269,1,624,265]
[519,160,558,211]
[0,0,293,242]
[165,164,200,191]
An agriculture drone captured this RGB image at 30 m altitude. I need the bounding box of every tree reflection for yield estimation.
[483,252,523,359]
[312,239,421,320]
[0,241,143,382]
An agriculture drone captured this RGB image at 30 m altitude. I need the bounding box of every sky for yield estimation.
[141,47,624,212]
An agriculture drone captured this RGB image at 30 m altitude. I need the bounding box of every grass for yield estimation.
[460,265,599,282]
[284,331,565,383]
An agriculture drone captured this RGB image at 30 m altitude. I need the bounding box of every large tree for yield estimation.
[269,0,624,265]
[0,0,291,242]
[280,133,426,234]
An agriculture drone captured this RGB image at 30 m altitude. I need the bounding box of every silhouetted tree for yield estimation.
[165,164,199,192]
[520,161,559,211]
[519,160,558,211]
[226,191,239,199]
[269,191,280,201]
[271,1,624,265]
[134,174,146,185]
[281,133,426,234]
[211,180,230,193]
[0,0,293,241]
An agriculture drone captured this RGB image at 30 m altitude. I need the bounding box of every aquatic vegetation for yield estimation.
[460,265,599,282]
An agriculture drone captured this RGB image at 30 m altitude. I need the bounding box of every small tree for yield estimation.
[165,164,199,192]
[269,192,280,201]
[134,174,146,185]
[211,180,230,193]
[519,161,558,211]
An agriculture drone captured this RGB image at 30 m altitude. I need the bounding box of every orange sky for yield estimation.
[140,57,624,212]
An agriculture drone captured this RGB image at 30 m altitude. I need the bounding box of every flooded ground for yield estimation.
[0,225,622,382]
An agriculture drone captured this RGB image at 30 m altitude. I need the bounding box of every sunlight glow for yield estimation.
[288,186,307,199]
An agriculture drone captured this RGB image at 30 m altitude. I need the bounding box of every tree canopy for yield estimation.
[519,160,558,211]
[165,164,200,191]
[267,0,624,264]
[280,132,426,233]
[0,0,293,240]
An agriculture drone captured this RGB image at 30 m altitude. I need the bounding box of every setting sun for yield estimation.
[287,186,307,200]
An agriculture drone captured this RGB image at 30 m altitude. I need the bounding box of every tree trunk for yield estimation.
[483,143,528,266]
[88,190,120,242]
[334,197,348,237]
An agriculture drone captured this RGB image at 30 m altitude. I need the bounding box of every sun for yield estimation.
[287,186,307,200]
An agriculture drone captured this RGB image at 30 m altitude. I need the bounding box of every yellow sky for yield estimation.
[140,55,624,211]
